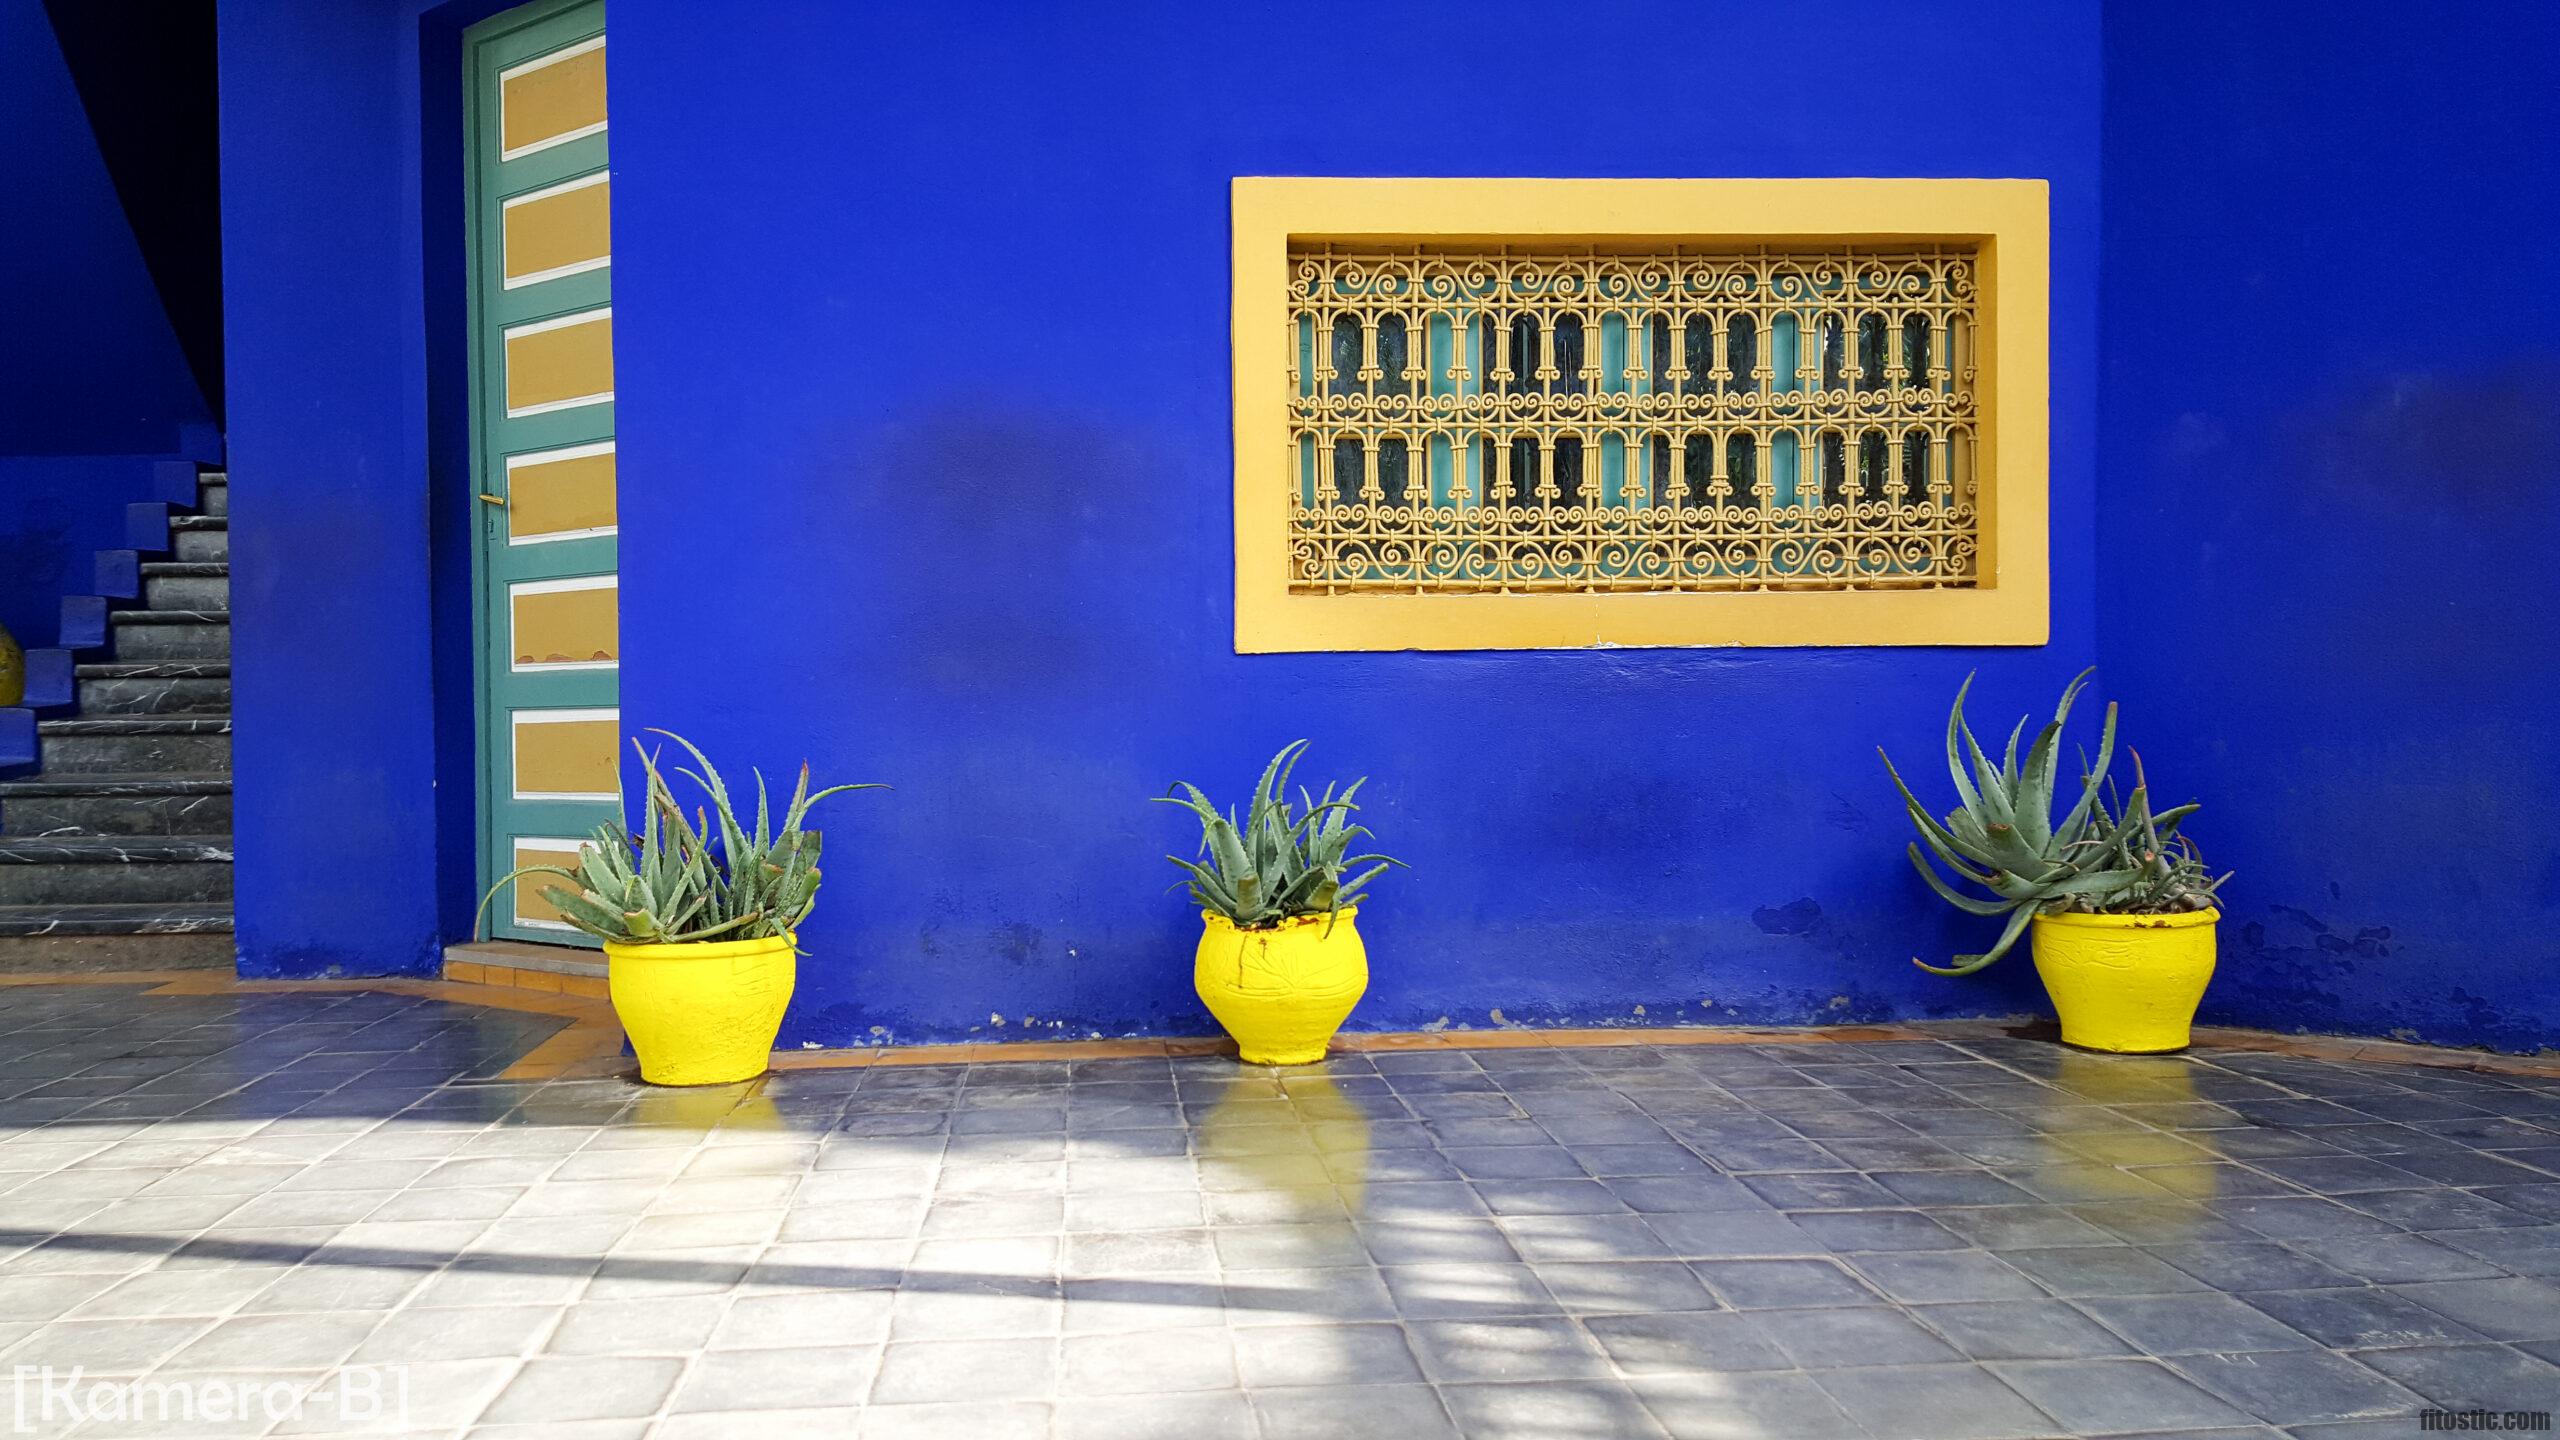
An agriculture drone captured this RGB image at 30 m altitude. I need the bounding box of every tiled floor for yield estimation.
[3,985,2560,1436]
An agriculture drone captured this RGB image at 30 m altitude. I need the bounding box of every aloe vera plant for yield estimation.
[1157,740,1403,928]
[476,730,881,946]
[1881,669,2227,975]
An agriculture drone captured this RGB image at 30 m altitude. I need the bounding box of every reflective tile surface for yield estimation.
[4,983,2560,1435]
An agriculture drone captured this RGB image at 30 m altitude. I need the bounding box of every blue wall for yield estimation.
[605,0,2104,1043]
[216,0,2105,1033]
[0,0,209,457]
[2100,1,2560,1049]
[0,458,154,650]
[219,0,443,977]
[0,0,214,655]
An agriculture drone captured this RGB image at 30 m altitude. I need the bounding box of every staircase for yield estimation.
[0,469,233,971]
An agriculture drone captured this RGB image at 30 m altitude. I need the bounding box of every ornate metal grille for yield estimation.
[1287,245,1982,594]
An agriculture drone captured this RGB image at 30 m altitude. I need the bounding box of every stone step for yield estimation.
[0,774,232,837]
[172,525,227,563]
[0,901,232,939]
[444,939,608,981]
[109,610,230,662]
[142,571,228,610]
[0,928,235,971]
[76,662,230,678]
[199,477,227,518]
[34,717,231,774]
[75,673,231,717]
[0,835,233,906]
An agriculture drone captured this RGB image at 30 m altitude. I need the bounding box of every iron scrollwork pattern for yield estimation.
[1287,246,1982,594]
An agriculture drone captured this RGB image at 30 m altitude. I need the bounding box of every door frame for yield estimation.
[461,0,618,947]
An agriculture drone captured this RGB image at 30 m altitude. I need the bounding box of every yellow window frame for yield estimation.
[1230,177,2051,653]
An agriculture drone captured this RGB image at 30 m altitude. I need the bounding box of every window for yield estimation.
[1232,179,2050,652]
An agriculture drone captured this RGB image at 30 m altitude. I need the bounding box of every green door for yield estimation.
[465,0,618,945]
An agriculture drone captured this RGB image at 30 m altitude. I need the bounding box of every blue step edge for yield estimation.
[149,458,201,506]
[125,502,172,553]
[20,649,74,709]
[94,549,141,601]
[0,708,33,773]
[59,595,109,650]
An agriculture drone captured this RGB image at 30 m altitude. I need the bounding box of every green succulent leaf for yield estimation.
[1883,668,2228,974]
[1155,742,1403,929]
[473,731,878,945]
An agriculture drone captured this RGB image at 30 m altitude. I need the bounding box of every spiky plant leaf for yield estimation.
[1883,670,2227,973]
[1156,742,1405,929]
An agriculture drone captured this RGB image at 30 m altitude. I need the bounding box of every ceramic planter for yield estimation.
[1194,908,1367,1065]
[601,932,795,1085]
[2030,908,2219,1053]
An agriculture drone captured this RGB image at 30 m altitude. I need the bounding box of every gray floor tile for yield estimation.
[1530,1260,1720,1313]
[1603,1175,1771,1213]
[480,1355,686,1424]
[1810,1362,2065,1440]
[1992,1357,2256,1432]
[2147,1241,2366,1292]
[2214,1198,2405,1241]
[1058,1326,1236,1395]
[1693,1256,1883,1308]
[1251,1383,1459,1440]
[2237,1286,2491,1349]
[1228,1265,1399,1325]
[2434,1224,2560,1276]
[1936,1204,2128,1249]
[1752,1305,1965,1368]
[854,1399,1052,1439]
[2169,1349,2425,1425]
[1582,1309,1793,1374]
[0,1315,210,1371]
[1742,1170,1901,1209]
[1214,1221,1369,1269]
[1407,1315,1612,1381]
[1787,1208,1968,1252]
[1501,1213,1675,1262]
[2350,1342,2560,1410]
[1438,1380,1671,1438]
[1359,1219,1518,1265]
[1630,1371,1869,1440]
[163,1310,380,1370]
[2395,1277,2560,1341]
[711,1288,894,1348]
[2000,1244,2214,1296]
[1918,1298,2140,1361]
[672,1343,879,1410]
[1471,1178,1628,1216]
[1063,1226,1216,1276]
[872,1336,1056,1403]
[1231,1322,1424,1388]
[1054,1389,1255,1440]
[1643,1208,1816,1258]
[1849,1250,2045,1303]
[1382,1262,1558,1318]
[886,1279,1059,1340]
[1872,1169,2042,1206]
[2291,1233,2511,1283]
[2078,1293,2326,1354]
[550,1294,728,1354]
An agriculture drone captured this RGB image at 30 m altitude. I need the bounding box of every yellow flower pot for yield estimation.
[2030,909,2219,1054]
[602,932,796,1085]
[0,622,23,707]
[1194,908,1368,1065]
